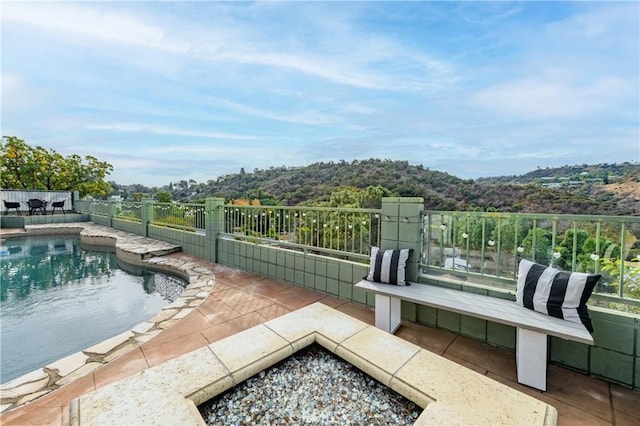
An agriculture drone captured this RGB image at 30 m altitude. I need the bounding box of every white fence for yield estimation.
[1,190,73,215]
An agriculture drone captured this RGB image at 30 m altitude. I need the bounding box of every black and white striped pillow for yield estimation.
[516,259,599,332]
[365,247,413,285]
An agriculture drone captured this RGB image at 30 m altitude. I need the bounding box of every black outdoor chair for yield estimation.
[50,200,66,215]
[27,199,46,215]
[3,201,21,216]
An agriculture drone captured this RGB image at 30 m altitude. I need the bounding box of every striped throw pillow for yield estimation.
[516,259,599,332]
[365,247,413,285]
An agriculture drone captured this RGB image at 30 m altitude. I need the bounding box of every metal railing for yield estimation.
[151,203,205,231]
[422,211,640,311]
[221,205,381,261]
[114,202,143,223]
[90,201,110,217]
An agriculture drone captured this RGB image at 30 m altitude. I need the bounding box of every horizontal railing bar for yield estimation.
[425,210,640,223]
[223,205,380,214]
[219,233,370,262]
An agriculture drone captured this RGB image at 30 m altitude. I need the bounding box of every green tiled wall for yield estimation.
[460,315,487,340]
[116,197,639,391]
[591,347,635,386]
[0,216,24,228]
[400,300,417,321]
[1,213,91,229]
[217,238,368,302]
[487,322,516,350]
[550,338,589,372]
[416,305,437,326]
[437,310,461,333]
[148,225,205,258]
[90,215,111,226]
[112,218,145,235]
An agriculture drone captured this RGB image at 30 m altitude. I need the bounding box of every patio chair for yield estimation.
[50,200,66,215]
[27,199,46,215]
[3,201,21,216]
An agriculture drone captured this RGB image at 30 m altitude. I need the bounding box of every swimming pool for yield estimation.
[0,235,186,383]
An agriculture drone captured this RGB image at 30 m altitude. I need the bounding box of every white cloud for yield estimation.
[3,3,188,53]
[210,98,334,126]
[3,2,457,93]
[469,76,628,119]
[0,73,49,112]
[85,123,259,141]
[545,3,639,45]
[1,73,22,96]
[1,2,636,186]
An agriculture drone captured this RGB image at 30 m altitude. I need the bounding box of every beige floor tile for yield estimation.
[268,286,326,310]
[200,321,245,344]
[2,260,627,426]
[442,353,488,375]
[140,310,212,350]
[232,311,266,331]
[0,374,97,426]
[545,364,611,422]
[31,373,96,409]
[317,295,349,309]
[196,296,233,313]
[0,404,63,426]
[242,278,295,297]
[93,348,149,390]
[232,297,274,315]
[255,303,291,321]
[215,288,261,306]
[611,384,640,420]
[142,332,209,367]
[197,299,242,324]
[208,282,235,294]
[445,335,518,382]
[334,302,375,325]
[488,372,610,426]
[395,321,457,355]
[159,309,215,335]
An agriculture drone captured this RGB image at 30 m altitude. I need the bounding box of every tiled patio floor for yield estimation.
[2,253,639,425]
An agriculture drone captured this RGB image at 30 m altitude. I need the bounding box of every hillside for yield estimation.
[183,159,638,215]
[478,162,639,185]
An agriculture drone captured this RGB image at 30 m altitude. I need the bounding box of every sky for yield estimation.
[1,1,639,187]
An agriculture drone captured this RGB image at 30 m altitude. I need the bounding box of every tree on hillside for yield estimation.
[1,136,113,197]
[156,190,172,203]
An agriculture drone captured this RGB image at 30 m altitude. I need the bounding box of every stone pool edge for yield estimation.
[0,222,216,414]
[70,302,558,425]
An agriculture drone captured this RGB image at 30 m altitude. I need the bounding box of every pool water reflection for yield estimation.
[0,236,185,383]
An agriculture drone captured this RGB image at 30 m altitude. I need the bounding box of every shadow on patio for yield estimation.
[1,251,638,425]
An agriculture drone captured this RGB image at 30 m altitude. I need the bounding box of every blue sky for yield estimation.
[2,1,638,187]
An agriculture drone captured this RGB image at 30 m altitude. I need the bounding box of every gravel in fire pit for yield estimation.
[199,344,422,425]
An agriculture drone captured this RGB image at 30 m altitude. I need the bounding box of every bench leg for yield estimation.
[375,294,401,333]
[516,328,548,391]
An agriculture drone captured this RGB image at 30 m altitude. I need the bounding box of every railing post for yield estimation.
[205,197,226,263]
[108,200,117,227]
[73,191,80,212]
[141,199,154,237]
[380,197,424,282]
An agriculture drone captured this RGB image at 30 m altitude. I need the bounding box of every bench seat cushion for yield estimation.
[365,247,413,285]
[516,259,599,332]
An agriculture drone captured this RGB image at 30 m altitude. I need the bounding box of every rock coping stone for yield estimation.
[0,223,215,414]
[70,303,558,426]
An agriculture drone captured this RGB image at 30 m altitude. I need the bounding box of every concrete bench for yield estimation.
[354,279,594,391]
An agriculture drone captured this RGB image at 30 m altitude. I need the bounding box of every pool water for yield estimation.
[0,236,185,383]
